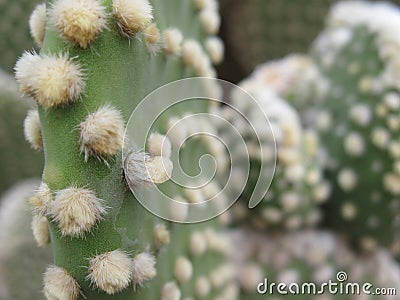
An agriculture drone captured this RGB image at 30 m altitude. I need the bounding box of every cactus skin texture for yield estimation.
[0,70,43,196]
[14,0,232,299]
[229,229,400,300]
[311,1,400,255]
[215,68,329,232]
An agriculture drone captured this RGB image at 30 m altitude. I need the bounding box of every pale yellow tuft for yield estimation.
[163,28,183,55]
[31,214,51,247]
[205,36,224,64]
[87,250,133,294]
[199,9,220,35]
[51,187,106,237]
[113,0,153,36]
[153,224,170,248]
[35,54,85,107]
[14,51,41,97]
[145,156,173,184]
[190,231,207,256]
[23,109,43,150]
[79,105,125,161]
[131,252,157,285]
[147,132,172,158]
[29,3,46,47]
[50,0,107,48]
[182,39,202,67]
[43,266,81,300]
[174,257,193,283]
[161,281,181,300]
[195,276,211,298]
[144,23,161,54]
[28,182,52,216]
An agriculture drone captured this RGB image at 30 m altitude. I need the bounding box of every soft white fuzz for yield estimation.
[87,250,133,294]
[113,0,153,36]
[79,105,125,161]
[43,266,81,300]
[51,187,106,237]
[29,3,46,47]
[131,252,157,285]
[50,0,107,48]
[23,109,43,150]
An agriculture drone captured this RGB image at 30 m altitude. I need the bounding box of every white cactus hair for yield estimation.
[124,150,173,188]
[87,249,133,294]
[31,214,51,247]
[161,281,181,300]
[162,28,183,55]
[79,105,125,161]
[28,182,53,217]
[50,187,106,237]
[174,257,193,283]
[205,36,224,65]
[50,0,107,48]
[43,266,81,300]
[112,0,153,37]
[23,109,43,151]
[14,51,41,97]
[29,3,46,47]
[131,252,157,286]
[198,9,220,35]
[153,223,170,249]
[147,132,172,158]
[14,52,85,107]
[144,23,162,54]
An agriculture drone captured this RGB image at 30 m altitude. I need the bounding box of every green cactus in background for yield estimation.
[229,229,400,300]
[215,70,329,231]
[311,1,400,255]
[0,69,43,196]
[14,0,234,299]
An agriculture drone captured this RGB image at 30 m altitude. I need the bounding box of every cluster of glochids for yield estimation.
[228,229,400,300]
[214,75,330,231]
[15,0,228,299]
[310,1,400,255]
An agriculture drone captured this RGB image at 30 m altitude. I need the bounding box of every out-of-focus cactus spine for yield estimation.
[14,0,232,299]
[311,1,400,255]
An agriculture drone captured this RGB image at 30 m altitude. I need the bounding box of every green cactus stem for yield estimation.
[311,1,400,255]
[14,0,233,299]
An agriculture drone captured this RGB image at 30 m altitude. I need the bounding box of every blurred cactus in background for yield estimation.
[0,70,43,196]
[311,1,400,256]
[215,80,329,231]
